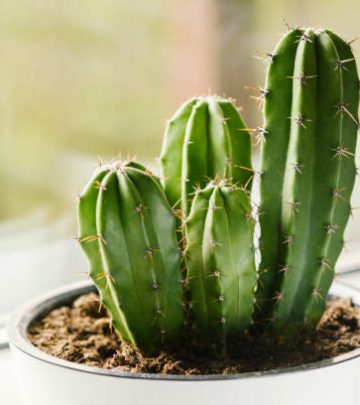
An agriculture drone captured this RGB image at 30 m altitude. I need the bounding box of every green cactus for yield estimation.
[76,26,359,357]
[184,180,257,349]
[160,96,253,217]
[256,28,359,334]
[77,161,184,354]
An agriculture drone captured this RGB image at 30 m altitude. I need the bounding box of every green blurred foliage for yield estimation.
[0,0,171,164]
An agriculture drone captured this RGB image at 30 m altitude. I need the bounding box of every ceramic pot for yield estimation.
[8,281,360,405]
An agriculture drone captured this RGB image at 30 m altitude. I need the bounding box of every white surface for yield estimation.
[0,348,20,405]
[0,213,86,315]
[337,271,360,291]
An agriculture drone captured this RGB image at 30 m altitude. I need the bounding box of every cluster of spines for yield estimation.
[255,27,359,334]
[77,161,184,354]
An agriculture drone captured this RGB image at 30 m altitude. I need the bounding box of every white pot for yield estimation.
[8,282,360,405]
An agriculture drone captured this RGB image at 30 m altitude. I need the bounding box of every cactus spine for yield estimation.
[256,28,359,334]
[77,161,184,354]
[184,181,256,348]
[160,96,253,216]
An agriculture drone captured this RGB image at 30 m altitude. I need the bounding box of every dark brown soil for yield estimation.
[28,293,360,375]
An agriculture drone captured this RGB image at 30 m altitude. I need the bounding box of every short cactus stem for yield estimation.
[184,181,257,349]
[256,28,359,334]
[160,96,253,216]
[78,161,184,354]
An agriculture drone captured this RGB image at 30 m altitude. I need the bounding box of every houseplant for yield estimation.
[9,27,360,405]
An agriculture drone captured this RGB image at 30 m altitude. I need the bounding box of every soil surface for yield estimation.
[28,293,360,375]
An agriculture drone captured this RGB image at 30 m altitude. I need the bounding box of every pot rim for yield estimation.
[8,280,360,382]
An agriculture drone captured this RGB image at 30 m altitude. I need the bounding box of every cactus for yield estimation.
[77,161,184,354]
[184,180,257,349]
[76,26,359,358]
[160,96,253,216]
[256,28,359,334]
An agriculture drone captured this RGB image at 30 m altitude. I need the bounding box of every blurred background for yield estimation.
[1,0,360,312]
